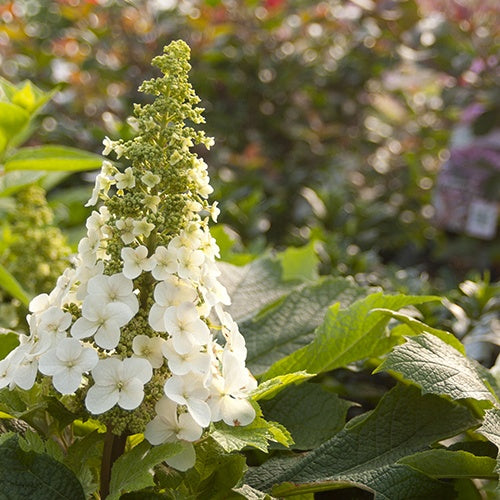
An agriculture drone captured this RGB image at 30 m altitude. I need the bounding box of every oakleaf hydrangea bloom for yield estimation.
[2,41,256,468]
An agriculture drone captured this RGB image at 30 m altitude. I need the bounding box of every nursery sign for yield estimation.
[433,146,500,240]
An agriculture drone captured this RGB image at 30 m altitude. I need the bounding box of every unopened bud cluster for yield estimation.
[0,41,256,465]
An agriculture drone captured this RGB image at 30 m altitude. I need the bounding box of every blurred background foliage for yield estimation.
[0,0,499,352]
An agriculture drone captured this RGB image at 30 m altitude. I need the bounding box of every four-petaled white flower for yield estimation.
[121,245,154,279]
[148,278,197,332]
[85,357,153,414]
[87,273,139,316]
[164,375,211,427]
[150,246,178,281]
[208,351,257,427]
[115,167,136,190]
[176,247,205,281]
[145,397,203,445]
[141,171,161,188]
[163,302,210,354]
[115,217,136,245]
[39,338,98,394]
[162,339,211,376]
[132,335,166,369]
[132,218,155,238]
[71,297,133,350]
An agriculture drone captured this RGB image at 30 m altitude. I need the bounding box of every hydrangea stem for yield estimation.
[100,429,127,498]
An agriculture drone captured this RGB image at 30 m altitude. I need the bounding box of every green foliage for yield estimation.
[211,416,293,454]
[0,262,30,306]
[0,77,101,330]
[375,333,498,405]
[250,372,314,401]
[263,293,440,380]
[108,440,183,500]
[246,384,479,498]
[0,434,85,500]
[4,145,102,172]
[0,328,20,360]
[260,382,353,450]
[399,449,497,480]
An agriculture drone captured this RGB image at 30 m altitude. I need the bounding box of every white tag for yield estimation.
[465,199,498,239]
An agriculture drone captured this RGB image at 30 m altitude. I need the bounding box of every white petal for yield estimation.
[220,396,256,427]
[144,416,176,445]
[71,317,98,340]
[56,338,83,362]
[177,412,203,442]
[118,378,144,410]
[164,376,186,405]
[94,321,121,350]
[13,359,38,390]
[186,398,211,428]
[148,304,166,332]
[123,357,152,384]
[85,384,118,414]
[38,349,63,376]
[52,369,83,394]
[77,347,99,372]
[171,332,197,356]
[91,358,121,385]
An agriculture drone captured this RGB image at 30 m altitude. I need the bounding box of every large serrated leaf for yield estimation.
[477,409,500,490]
[398,449,497,479]
[210,416,292,453]
[242,277,367,375]
[375,333,497,405]
[263,293,439,380]
[182,439,247,499]
[218,257,299,323]
[108,440,183,500]
[0,434,85,500]
[4,145,102,172]
[251,372,314,401]
[260,383,353,450]
[245,384,479,499]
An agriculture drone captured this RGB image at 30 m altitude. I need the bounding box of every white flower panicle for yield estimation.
[1,41,256,465]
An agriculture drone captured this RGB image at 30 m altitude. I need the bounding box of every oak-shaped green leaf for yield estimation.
[242,277,367,375]
[108,439,183,500]
[4,145,102,172]
[218,257,299,323]
[263,293,439,380]
[0,434,85,500]
[375,333,497,405]
[211,416,293,453]
[179,439,247,499]
[251,372,314,401]
[260,382,353,450]
[477,409,500,490]
[245,384,479,499]
[373,308,465,354]
[399,449,497,479]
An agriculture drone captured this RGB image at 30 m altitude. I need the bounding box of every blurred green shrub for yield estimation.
[0,76,102,330]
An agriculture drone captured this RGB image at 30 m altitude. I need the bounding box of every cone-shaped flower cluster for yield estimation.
[0,42,256,459]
